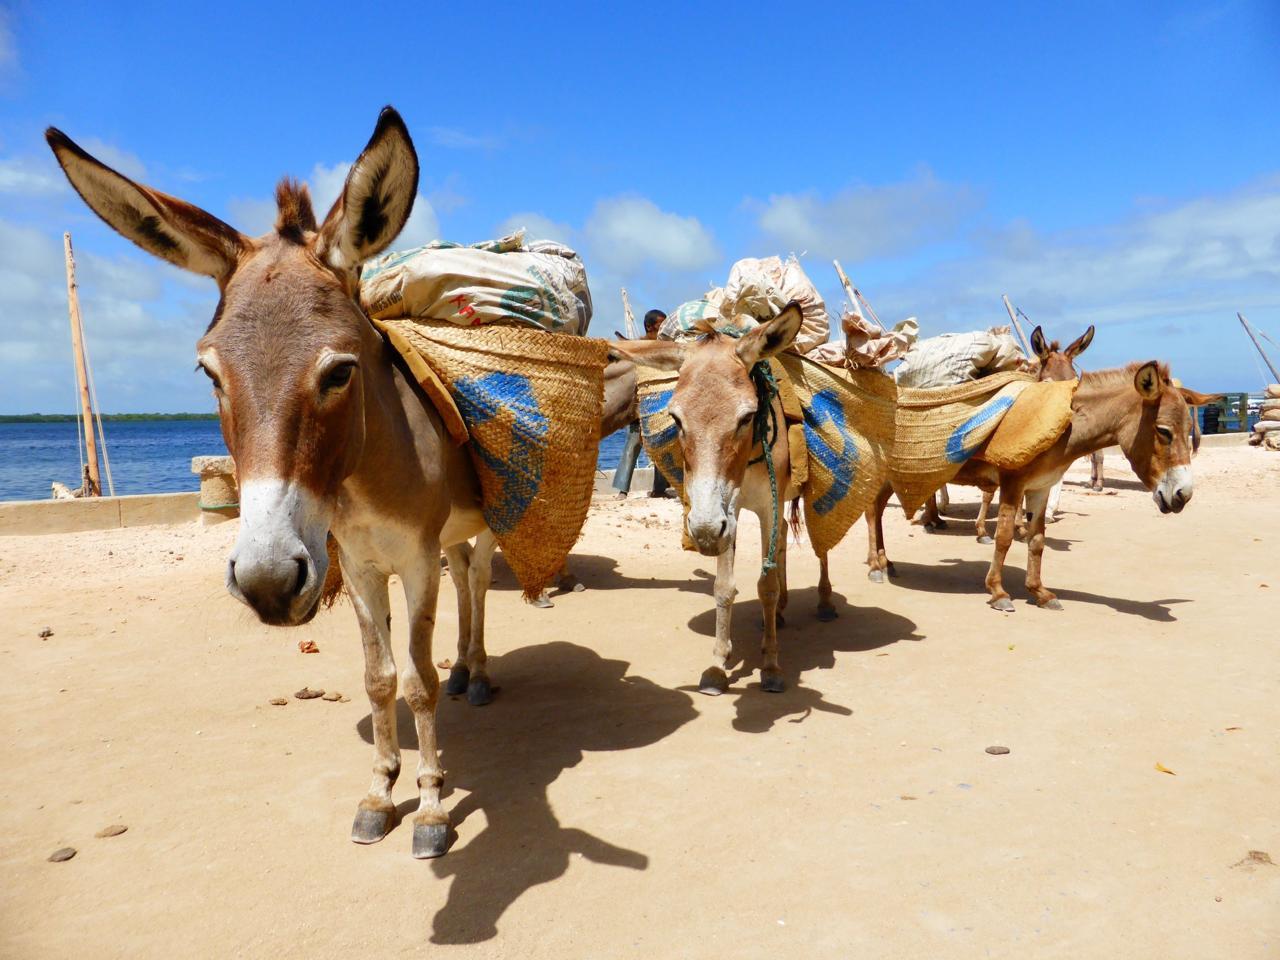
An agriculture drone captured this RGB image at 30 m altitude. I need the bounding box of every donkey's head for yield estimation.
[610,303,803,555]
[1030,324,1094,381]
[47,108,419,625]
[1110,362,1216,515]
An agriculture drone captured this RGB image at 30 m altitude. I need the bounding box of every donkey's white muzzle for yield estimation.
[685,476,736,556]
[1153,465,1193,515]
[227,480,329,625]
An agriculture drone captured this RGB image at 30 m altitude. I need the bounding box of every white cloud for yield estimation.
[752,168,981,261]
[494,212,574,244]
[0,155,66,195]
[583,196,719,273]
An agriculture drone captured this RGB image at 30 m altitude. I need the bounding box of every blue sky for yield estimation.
[1,0,1278,412]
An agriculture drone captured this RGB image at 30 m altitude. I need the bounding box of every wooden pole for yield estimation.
[833,260,885,332]
[1238,313,1280,383]
[64,232,101,496]
[1001,294,1033,357]
[621,287,637,339]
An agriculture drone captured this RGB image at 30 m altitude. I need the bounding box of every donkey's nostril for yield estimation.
[292,558,309,597]
[228,559,237,584]
[718,520,727,539]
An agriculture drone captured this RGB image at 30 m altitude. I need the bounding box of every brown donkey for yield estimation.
[610,305,802,695]
[959,363,1211,611]
[49,108,501,858]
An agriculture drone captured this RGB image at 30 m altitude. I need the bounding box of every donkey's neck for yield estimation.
[1063,371,1137,459]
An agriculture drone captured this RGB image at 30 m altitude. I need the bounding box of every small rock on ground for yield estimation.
[47,847,76,862]
[39,627,53,639]
[322,691,342,702]
[985,745,1011,755]
[268,698,288,706]
[95,824,127,838]
[294,688,324,700]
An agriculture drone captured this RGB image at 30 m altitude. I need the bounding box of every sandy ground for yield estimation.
[2,445,1279,959]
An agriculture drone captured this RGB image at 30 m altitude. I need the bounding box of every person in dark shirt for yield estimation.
[613,309,672,498]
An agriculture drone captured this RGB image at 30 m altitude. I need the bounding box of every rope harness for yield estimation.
[747,360,782,576]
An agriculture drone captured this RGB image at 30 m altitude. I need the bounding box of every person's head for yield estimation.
[643,309,666,340]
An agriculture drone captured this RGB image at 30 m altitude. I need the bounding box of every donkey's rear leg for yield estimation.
[1022,487,1061,610]
[757,518,785,693]
[402,548,451,858]
[442,541,473,697]
[817,552,837,621]
[866,484,895,582]
[345,563,400,845]
[699,537,738,696]
[975,489,995,544]
[462,531,497,705]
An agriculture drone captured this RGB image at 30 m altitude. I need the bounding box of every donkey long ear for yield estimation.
[1178,387,1221,407]
[1133,361,1163,403]
[316,107,418,273]
[1030,325,1049,361]
[737,301,803,369]
[45,128,246,283]
[1065,325,1095,360]
[608,339,686,372]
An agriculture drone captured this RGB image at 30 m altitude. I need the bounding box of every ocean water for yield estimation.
[0,420,640,503]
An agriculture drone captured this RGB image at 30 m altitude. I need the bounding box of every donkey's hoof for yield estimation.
[467,677,493,706]
[444,665,470,696]
[1040,598,1064,611]
[351,807,393,845]
[531,594,554,609]
[868,568,885,583]
[412,822,450,860]
[977,535,994,545]
[698,667,729,696]
[817,605,838,622]
[760,669,786,693]
[559,575,585,593]
[990,597,1016,613]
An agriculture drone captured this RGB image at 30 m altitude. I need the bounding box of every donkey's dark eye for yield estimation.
[737,410,755,431]
[1155,426,1174,442]
[322,362,355,392]
[196,363,222,391]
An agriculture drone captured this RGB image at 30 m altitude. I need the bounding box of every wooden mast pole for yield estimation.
[1001,294,1033,357]
[64,232,101,496]
[621,287,637,339]
[1239,313,1280,383]
[833,259,886,332]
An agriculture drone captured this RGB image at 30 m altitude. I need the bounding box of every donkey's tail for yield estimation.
[787,496,805,541]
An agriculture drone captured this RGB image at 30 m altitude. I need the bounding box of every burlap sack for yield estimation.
[360,231,593,335]
[975,379,1078,470]
[377,318,608,598]
[892,370,1034,514]
[777,355,896,555]
[721,256,829,354]
[1267,384,1280,399]
[894,330,1027,388]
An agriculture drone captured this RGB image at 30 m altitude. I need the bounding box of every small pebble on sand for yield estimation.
[985,745,1011,755]
[322,691,342,702]
[95,825,127,838]
[47,847,76,862]
[39,627,53,639]
[294,688,324,700]
[269,698,288,706]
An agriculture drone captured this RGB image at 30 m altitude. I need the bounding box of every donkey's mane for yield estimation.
[274,178,318,243]
[1081,361,1170,389]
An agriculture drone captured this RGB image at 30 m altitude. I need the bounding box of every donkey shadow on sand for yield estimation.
[684,580,924,734]
[359,641,697,945]
[891,558,1191,623]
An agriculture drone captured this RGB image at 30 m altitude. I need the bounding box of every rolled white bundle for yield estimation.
[1253,419,1280,434]
[1267,384,1280,399]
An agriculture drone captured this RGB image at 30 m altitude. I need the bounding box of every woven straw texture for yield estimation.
[778,355,897,555]
[892,369,1033,514]
[379,318,608,598]
[976,378,1077,470]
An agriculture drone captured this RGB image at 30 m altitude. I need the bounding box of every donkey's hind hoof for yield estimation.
[817,605,838,622]
[868,568,885,584]
[990,597,1016,613]
[412,822,450,860]
[531,594,554,609]
[445,665,470,696]
[760,669,786,693]
[698,667,729,696]
[351,807,393,845]
[1040,598,1064,611]
[977,535,994,545]
[467,677,493,706]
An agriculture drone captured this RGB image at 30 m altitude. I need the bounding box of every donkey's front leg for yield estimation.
[401,548,450,859]
[984,480,1024,613]
[1022,487,1061,610]
[345,563,400,845]
[975,490,995,544]
[757,509,785,693]
[699,534,738,696]
[867,483,895,582]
